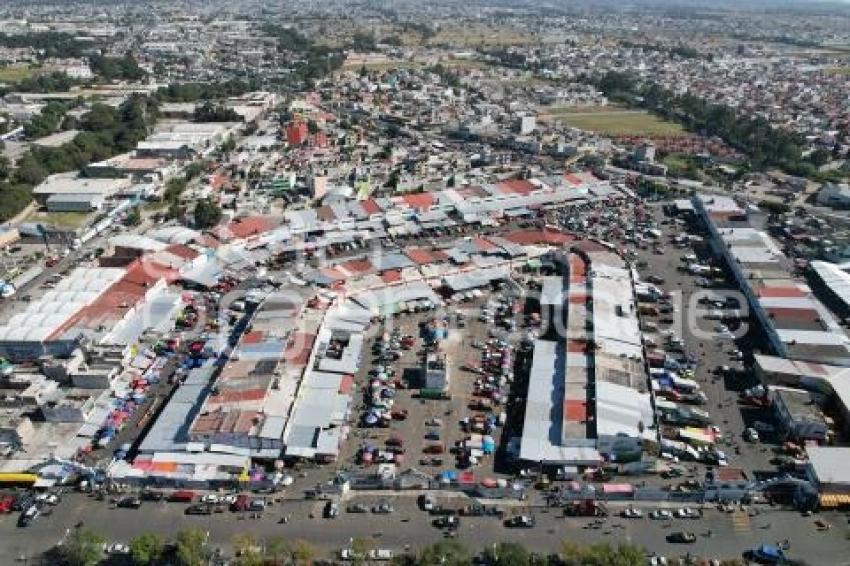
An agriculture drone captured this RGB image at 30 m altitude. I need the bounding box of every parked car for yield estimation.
[650,509,673,520]
[185,504,212,515]
[106,542,131,555]
[674,507,701,519]
[367,549,394,561]
[116,496,142,509]
[419,494,435,512]
[372,500,394,514]
[346,503,368,513]
[505,515,535,528]
[622,507,643,519]
[667,531,697,544]
[324,501,339,519]
[433,516,459,529]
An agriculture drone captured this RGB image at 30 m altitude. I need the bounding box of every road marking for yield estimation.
[731,510,751,533]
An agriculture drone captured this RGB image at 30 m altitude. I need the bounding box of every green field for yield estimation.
[544,109,684,136]
[0,65,37,82]
[28,211,90,229]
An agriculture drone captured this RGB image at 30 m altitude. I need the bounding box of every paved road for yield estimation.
[3,492,849,564]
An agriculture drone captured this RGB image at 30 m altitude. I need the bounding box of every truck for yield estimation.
[168,490,196,503]
[563,500,608,517]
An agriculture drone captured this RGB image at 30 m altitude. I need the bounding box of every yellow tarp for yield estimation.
[819,493,850,508]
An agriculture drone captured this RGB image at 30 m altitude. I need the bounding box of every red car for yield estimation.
[0,495,14,514]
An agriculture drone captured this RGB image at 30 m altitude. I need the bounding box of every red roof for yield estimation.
[503,229,573,246]
[381,270,402,284]
[48,258,174,339]
[339,259,374,275]
[571,239,611,253]
[472,237,497,251]
[564,173,583,186]
[400,193,435,211]
[208,389,267,404]
[405,248,437,265]
[165,244,199,260]
[566,339,587,353]
[198,234,220,249]
[284,332,316,366]
[568,294,588,304]
[215,216,272,240]
[360,199,381,215]
[765,307,820,321]
[319,268,346,281]
[497,179,536,195]
[241,331,266,344]
[758,286,808,298]
[564,400,588,422]
[339,375,354,395]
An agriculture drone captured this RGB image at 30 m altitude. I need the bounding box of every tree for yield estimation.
[0,155,9,180]
[193,101,240,123]
[417,540,471,566]
[167,201,186,220]
[220,135,236,153]
[164,177,188,203]
[560,541,645,566]
[264,536,290,564]
[129,533,165,565]
[184,161,205,180]
[232,533,262,566]
[757,199,791,215]
[482,542,531,566]
[61,528,105,566]
[290,539,317,565]
[124,206,142,226]
[350,537,373,565]
[14,156,48,185]
[194,198,223,229]
[175,528,206,566]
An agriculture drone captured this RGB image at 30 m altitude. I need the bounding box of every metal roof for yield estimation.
[811,261,850,311]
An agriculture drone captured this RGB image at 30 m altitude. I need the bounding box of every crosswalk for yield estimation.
[731,510,751,533]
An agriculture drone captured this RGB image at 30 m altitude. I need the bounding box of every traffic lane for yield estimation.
[4,495,848,563]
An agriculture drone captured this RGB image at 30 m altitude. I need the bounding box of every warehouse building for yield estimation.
[32,172,132,206]
[518,244,653,467]
[693,194,850,366]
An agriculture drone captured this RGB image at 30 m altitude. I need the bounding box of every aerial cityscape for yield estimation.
[0,0,849,564]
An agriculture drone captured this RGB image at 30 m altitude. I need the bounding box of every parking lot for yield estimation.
[334,281,533,487]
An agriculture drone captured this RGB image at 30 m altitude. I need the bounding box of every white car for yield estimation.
[280,475,295,487]
[622,507,643,519]
[339,549,363,561]
[106,543,130,555]
[221,494,237,505]
[368,549,394,561]
[745,428,759,442]
[650,509,672,520]
[675,508,700,519]
[200,494,219,504]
